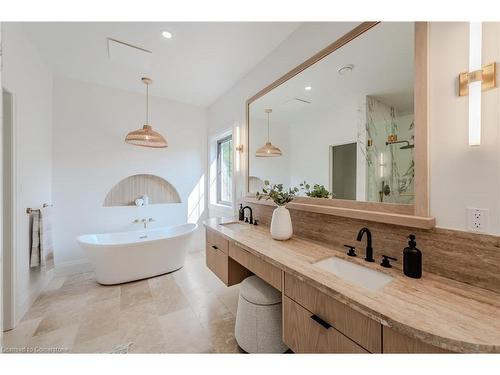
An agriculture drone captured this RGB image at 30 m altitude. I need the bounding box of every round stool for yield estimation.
[234,275,288,353]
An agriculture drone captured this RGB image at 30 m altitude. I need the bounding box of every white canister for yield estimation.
[270,205,293,240]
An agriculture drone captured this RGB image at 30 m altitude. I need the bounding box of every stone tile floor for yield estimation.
[1,250,243,353]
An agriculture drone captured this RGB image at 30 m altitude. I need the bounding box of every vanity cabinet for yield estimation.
[284,273,382,353]
[382,327,451,353]
[205,240,229,284]
[205,226,460,354]
[206,228,229,254]
[205,229,251,286]
[228,242,282,291]
[283,296,368,353]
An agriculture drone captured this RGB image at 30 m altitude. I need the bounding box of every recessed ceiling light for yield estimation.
[304,86,312,91]
[161,30,173,39]
[338,64,354,75]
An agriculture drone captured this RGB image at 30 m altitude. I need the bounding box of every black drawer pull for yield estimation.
[310,314,332,330]
[211,245,218,250]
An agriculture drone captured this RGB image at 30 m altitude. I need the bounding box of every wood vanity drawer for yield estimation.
[228,242,282,291]
[206,228,229,254]
[206,240,252,287]
[206,242,228,284]
[382,327,452,353]
[283,296,368,353]
[284,273,381,353]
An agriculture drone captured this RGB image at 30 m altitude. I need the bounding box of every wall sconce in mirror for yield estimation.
[378,152,391,203]
[458,22,497,146]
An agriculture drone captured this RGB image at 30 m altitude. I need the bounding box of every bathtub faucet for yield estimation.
[134,218,155,229]
[142,217,155,229]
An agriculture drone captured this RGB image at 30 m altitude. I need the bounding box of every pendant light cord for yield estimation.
[145,83,149,125]
[267,111,270,142]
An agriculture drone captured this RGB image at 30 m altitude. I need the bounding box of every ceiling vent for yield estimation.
[280,97,312,111]
[107,38,152,70]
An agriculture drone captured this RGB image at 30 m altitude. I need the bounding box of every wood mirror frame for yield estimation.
[244,22,435,229]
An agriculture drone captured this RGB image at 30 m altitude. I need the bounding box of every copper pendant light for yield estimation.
[255,109,282,157]
[125,77,168,148]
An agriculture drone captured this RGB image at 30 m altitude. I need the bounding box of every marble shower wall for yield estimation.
[359,96,415,204]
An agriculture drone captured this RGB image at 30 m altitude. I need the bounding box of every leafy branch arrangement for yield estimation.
[300,181,334,199]
[256,180,299,206]
[256,180,334,205]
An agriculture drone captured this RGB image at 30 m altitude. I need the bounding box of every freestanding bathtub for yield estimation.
[77,223,198,285]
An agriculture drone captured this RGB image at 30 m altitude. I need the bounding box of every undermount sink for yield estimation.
[313,256,393,292]
[220,222,251,230]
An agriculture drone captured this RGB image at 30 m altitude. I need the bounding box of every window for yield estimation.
[216,135,233,206]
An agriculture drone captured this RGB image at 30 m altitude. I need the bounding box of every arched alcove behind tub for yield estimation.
[103,174,181,206]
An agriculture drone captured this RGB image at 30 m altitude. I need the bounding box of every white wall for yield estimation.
[288,104,359,190]
[209,22,500,235]
[53,77,208,266]
[429,22,500,234]
[249,117,291,189]
[2,23,54,322]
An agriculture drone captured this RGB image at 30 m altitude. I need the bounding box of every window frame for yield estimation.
[216,134,233,206]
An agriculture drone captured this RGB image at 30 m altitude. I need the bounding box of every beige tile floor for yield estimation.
[1,250,243,353]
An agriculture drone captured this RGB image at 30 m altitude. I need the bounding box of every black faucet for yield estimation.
[356,227,374,262]
[242,206,254,225]
[238,204,245,221]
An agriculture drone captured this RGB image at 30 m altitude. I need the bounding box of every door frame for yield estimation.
[2,87,17,331]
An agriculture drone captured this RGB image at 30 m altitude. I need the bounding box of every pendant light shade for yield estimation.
[125,77,168,148]
[255,109,282,157]
[255,142,283,157]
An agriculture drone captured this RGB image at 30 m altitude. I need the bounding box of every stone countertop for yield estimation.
[204,217,500,353]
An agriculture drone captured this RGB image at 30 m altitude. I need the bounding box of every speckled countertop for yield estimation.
[204,217,500,353]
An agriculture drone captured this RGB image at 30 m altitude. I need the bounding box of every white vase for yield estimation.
[270,206,293,240]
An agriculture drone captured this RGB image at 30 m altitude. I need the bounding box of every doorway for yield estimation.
[330,142,357,200]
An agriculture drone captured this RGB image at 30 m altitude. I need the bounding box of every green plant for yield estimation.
[255,180,299,206]
[300,181,334,198]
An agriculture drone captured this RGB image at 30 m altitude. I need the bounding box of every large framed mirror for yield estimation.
[246,22,433,228]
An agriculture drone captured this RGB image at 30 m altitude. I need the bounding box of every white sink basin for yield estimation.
[313,257,393,292]
[220,222,251,230]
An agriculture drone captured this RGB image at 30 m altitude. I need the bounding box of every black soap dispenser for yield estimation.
[238,204,244,221]
[403,234,422,279]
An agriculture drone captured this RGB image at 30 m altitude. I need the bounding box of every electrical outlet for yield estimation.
[467,207,489,232]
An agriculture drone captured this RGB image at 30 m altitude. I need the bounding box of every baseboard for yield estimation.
[54,258,92,277]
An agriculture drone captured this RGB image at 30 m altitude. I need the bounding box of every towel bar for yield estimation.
[26,203,53,214]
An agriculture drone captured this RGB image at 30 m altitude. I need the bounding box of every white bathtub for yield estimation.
[77,223,198,285]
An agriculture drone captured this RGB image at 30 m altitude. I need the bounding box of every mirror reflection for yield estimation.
[249,22,415,204]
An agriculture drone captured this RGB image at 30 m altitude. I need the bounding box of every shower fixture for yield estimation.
[385,140,414,150]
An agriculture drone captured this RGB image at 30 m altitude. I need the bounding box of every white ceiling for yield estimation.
[251,22,415,123]
[17,22,301,107]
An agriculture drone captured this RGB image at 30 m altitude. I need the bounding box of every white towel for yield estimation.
[30,211,41,268]
[40,206,54,270]
[30,206,54,270]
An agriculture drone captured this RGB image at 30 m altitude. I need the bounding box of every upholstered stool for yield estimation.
[234,275,288,353]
